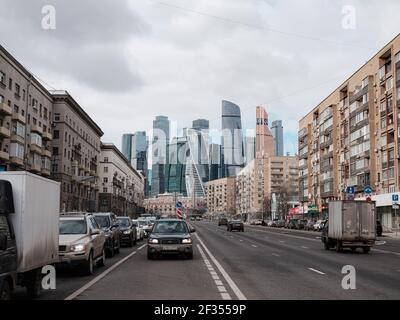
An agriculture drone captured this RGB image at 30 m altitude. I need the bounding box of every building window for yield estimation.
[103,187,108,193]
[104,157,108,162]
[104,167,108,173]
[54,113,60,121]
[396,52,400,63]
[8,78,12,90]
[53,130,59,139]
[386,77,393,92]
[53,147,59,156]
[103,177,108,183]
[12,122,25,137]
[0,95,4,104]
[9,143,24,159]
[0,71,5,85]
[15,84,20,97]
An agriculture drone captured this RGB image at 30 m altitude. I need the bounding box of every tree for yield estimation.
[262,194,272,222]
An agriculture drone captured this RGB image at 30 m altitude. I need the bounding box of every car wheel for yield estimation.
[97,248,106,267]
[108,243,115,258]
[83,251,94,275]
[0,279,12,301]
[363,247,370,254]
[324,241,330,250]
[336,241,342,253]
[26,269,42,299]
[147,251,154,260]
[186,252,193,260]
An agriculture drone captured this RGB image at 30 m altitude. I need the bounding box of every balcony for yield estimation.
[79,163,85,170]
[42,131,53,141]
[0,151,9,161]
[11,134,24,145]
[10,156,24,166]
[30,163,41,173]
[41,168,51,177]
[0,125,11,138]
[90,169,96,176]
[30,143,42,155]
[30,124,43,135]
[42,148,51,158]
[11,113,26,124]
[0,103,12,116]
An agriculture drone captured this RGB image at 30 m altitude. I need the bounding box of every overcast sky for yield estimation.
[1,0,400,155]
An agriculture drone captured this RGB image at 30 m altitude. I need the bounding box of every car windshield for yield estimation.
[94,216,111,228]
[132,221,138,226]
[231,220,242,223]
[117,218,130,228]
[59,219,87,235]
[138,220,147,226]
[152,221,188,234]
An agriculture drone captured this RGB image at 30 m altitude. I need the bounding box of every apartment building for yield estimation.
[0,45,53,176]
[236,155,299,218]
[98,143,145,217]
[205,177,236,216]
[298,34,400,230]
[143,193,205,217]
[51,91,103,213]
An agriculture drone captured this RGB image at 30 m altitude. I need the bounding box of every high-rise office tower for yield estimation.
[271,120,284,156]
[165,137,188,195]
[244,136,256,165]
[256,106,275,158]
[121,134,134,163]
[221,100,244,177]
[131,131,148,173]
[192,119,210,131]
[209,143,221,181]
[151,116,170,197]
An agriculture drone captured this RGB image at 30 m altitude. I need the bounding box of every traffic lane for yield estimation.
[74,237,225,300]
[195,222,400,299]
[11,239,147,300]
[244,224,400,254]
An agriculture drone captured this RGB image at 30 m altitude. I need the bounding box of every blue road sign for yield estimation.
[392,194,399,203]
[364,186,372,194]
[176,201,183,208]
[346,186,355,194]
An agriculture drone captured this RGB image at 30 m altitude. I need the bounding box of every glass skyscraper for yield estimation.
[121,134,134,163]
[221,100,244,177]
[165,137,188,195]
[131,131,148,173]
[271,120,284,156]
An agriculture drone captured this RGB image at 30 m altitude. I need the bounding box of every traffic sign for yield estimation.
[346,186,355,194]
[366,196,372,202]
[392,194,399,203]
[393,204,399,210]
[364,186,372,194]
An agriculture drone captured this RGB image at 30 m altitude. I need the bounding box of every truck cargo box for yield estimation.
[328,200,376,241]
[0,172,60,273]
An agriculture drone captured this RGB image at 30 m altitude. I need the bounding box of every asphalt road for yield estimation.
[12,222,400,300]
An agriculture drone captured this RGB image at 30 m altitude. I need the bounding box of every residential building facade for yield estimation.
[0,45,53,177]
[144,193,205,217]
[298,34,400,230]
[98,143,145,217]
[256,106,275,158]
[51,91,103,213]
[205,177,236,216]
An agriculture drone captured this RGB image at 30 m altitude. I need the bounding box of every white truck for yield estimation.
[0,172,60,299]
[321,200,376,253]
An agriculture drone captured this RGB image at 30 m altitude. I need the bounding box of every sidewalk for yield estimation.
[382,232,400,239]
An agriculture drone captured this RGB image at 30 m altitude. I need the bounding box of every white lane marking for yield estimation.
[197,244,232,300]
[279,241,285,243]
[372,248,400,256]
[239,239,243,242]
[308,268,325,275]
[65,244,147,300]
[272,253,280,257]
[376,241,386,246]
[301,246,309,249]
[195,233,247,300]
[245,227,320,243]
[251,245,258,248]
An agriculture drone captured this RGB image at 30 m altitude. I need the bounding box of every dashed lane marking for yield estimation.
[308,268,325,275]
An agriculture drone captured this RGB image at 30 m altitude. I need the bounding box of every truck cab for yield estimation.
[0,181,17,300]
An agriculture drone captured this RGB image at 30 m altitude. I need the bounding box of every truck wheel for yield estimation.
[0,280,12,301]
[83,252,94,275]
[324,242,330,250]
[97,248,106,267]
[336,241,342,253]
[363,247,370,254]
[26,269,42,299]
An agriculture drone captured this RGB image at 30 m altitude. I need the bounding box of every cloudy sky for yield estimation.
[1,0,400,155]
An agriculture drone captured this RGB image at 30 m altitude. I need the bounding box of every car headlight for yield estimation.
[148,238,159,244]
[70,244,85,252]
[123,230,131,235]
[182,238,192,244]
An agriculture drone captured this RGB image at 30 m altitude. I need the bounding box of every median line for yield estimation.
[195,233,247,300]
[308,268,325,275]
[64,244,147,300]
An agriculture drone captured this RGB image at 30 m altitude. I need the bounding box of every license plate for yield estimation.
[162,245,178,251]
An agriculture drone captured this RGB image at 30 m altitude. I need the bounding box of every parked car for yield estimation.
[93,213,121,257]
[267,220,274,227]
[287,219,299,229]
[227,220,244,232]
[59,213,106,275]
[296,219,308,230]
[313,220,325,231]
[132,219,144,240]
[116,217,137,247]
[138,218,152,237]
[218,218,228,226]
[250,219,263,225]
[376,220,383,237]
[275,220,286,228]
[304,220,315,231]
[147,219,195,260]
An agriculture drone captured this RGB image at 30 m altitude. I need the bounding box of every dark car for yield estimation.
[297,219,308,230]
[275,220,286,228]
[218,218,228,226]
[93,213,121,257]
[116,217,137,247]
[287,219,299,229]
[147,219,195,260]
[227,220,244,232]
[304,220,315,231]
[376,221,383,237]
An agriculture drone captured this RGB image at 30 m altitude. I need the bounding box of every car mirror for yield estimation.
[190,228,196,233]
[112,224,119,229]
[0,234,8,251]
[91,229,100,235]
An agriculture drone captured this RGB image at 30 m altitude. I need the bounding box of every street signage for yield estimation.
[346,194,355,201]
[346,186,355,194]
[392,194,399,203]
[366,196,372,202]
[393,204,399,210]
[364,186,372,194]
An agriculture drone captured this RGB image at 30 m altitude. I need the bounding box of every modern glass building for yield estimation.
[165,137,188,195]
[221,100,244,177]
[209,143,221,181]
[192,119,209,131]
[271,120,284,156]
[131,131,148,173]
[244,136,256,166]
[121,134,134,163]
[151,116,170,197]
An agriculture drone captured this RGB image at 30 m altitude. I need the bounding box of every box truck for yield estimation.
[0,172,60,299]
[321,200,376,253]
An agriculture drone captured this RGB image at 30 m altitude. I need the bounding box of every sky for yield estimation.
[1,0,400,156]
